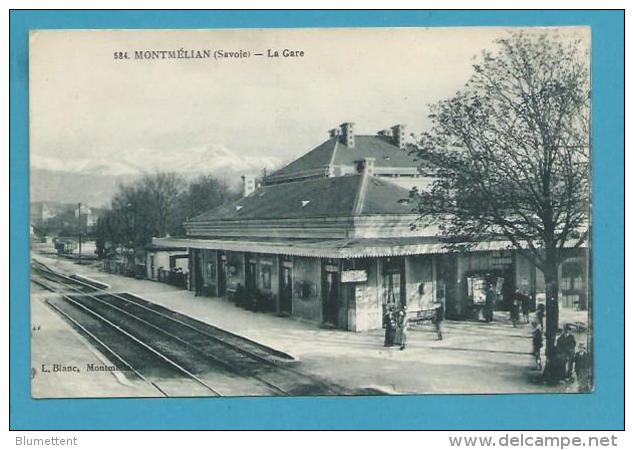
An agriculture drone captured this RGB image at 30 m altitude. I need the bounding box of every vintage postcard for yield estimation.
[29,27,592,399]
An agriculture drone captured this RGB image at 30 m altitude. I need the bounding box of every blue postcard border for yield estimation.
[9,10,624,430]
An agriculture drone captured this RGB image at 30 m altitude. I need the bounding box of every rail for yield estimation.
[32,261,347,396]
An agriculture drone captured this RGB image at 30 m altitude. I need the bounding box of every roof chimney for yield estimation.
[391,124,406,150]
[362,157,376,176]
[340,122,355,148]
[329,128,341,139]
[241,175,256,197]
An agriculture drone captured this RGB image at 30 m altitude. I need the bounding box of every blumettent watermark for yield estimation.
[15,436,78,446]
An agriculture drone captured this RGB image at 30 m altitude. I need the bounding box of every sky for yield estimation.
[29,27,589,176]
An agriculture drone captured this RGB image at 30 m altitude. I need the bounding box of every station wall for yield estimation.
[256,254,280,308]
[291,256,322,323]
[404,255,435,312]
[347,258,382,331]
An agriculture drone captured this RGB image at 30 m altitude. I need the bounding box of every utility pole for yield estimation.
[77,202,82,263]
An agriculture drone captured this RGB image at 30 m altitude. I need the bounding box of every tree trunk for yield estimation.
[542,254,561,381]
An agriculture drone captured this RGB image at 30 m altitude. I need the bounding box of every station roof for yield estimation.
[144,243,188,252]
[267,135,418,181]
[188,173,416,223]
[153,235,519,259]
[153,234,584,259]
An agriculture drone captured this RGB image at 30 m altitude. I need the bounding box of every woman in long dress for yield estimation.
[395,305,409,350]
[384,305,396,347]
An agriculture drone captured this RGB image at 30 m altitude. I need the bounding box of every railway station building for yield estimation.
[155,123,589,331]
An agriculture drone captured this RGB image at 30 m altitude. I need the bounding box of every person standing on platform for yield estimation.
[512,288,528,324]
[433,301,444,340]
[574,343,592,392]
[510,295,521,327]
[384,304,396,347]
[548,328,566,381]
[536,303,546,330]
[194,261,203,297]
[557,325,577,379]
[395,305,409,350]
[520,290,531,324]
[532,322,544,370]
[484,284,495,322]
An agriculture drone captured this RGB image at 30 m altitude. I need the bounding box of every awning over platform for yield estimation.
[152,236,521,259]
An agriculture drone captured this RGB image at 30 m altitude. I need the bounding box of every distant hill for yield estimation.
[30,144,284,207]
[30,169,141,207]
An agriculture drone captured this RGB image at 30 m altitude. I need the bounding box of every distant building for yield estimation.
[30,201,104,234]
[156,123,589,331]
[74,205,100,232]
[30,201,70,228]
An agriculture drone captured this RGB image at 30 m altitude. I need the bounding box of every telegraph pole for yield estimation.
[77,202,82,263]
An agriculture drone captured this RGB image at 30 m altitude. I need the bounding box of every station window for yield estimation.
[561,260,584,291]
[206,262,216,279]
[261,266,272,289]
[299,281,311,299]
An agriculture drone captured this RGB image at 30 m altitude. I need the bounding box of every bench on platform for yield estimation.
[409,308,437,325]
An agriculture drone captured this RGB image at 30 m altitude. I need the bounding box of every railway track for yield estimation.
[45,297,218,397]
[31,259,349,397]
[83,291,346,396]
[31,259,99,293]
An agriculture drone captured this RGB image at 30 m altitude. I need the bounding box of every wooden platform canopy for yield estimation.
[153,236,522,259]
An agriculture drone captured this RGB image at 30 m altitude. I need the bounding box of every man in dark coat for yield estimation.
[545,328,568,382]
[510,296,521,327]
[536,303,546,330]
[432,301,444,340]
[194,261,203,296]
[484,285,495,322]
[513,288,531,324]
[532,323,544,370]
[574,343,592,392]
[520,291,531,324]
[557,325,577,379]
[384,305,397,347]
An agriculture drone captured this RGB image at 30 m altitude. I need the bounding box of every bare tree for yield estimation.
[97,172,236,254]
[170,174,237,235]
[141,172,184,237]
[103,172,184,250]
[411,31,590,378]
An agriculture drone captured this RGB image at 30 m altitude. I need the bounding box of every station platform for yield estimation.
[30,286,159,398]
[31,252,587,396]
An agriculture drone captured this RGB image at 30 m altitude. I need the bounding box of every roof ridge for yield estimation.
[269,137,337,178]
[352,172,370,216]
[328,137,339,172]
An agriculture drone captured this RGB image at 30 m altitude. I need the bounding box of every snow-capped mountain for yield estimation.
[31,143,282,177]
[30,144,284,206]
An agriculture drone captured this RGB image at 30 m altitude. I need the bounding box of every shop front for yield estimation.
[437,250,516,320]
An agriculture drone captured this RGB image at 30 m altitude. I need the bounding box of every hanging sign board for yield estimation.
[341,270,368,283]
[491,251,513,267]
[492,256,513,267]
